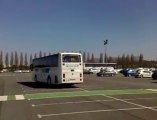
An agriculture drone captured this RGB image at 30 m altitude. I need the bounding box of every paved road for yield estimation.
[1,73,157,120]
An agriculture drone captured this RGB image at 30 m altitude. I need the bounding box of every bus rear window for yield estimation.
[62,55,81,62]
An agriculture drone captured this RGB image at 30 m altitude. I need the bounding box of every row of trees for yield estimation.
[0,50,156,71]
[82,52,157,68]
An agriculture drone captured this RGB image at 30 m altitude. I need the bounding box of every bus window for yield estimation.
[62,55,81,62]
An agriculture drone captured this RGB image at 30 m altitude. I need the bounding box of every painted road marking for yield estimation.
[1,89,157,101]
[104,95,157,112]
[37,107,157,118]
[147,89,157,92]
[0,96,7,101]
[32,97,157,107]
[25,89,157,100]
[15,95,25,100]
[37,106,157,118]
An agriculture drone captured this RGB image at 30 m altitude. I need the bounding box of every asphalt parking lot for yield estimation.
[1,73,157,120]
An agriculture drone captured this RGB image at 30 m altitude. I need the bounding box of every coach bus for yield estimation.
[84,63,117,69]
[31,52,83,85]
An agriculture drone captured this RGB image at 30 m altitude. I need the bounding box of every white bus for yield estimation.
[31,52,83,85]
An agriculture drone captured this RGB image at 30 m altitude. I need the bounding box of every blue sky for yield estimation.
[0,0,157,60]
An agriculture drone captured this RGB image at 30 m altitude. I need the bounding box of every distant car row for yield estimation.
[83,67,157,79]
[14,70,30,73]
[83,67,117,77]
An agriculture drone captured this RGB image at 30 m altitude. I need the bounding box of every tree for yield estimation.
[90,53,95,63]
[24,53,28,66]
[10,52,14,67]
[139,53,144,67]
[87,52,90,63]
[117,56,121,68]
[0,51,3,70]
[34,53,37,59]
[43,52,46,57]
[99,53,103,63]
[14,51,19,70]
[125,54,130,67]
[14,51,18,66]
[121,54,125,68]
[48,52,51,55]
[104,53,107,63]
[108,56,113,63]
[39,51,42,58]
[30,54,32,65]
[5,52,9,68]
[130,54,135,67]
[20,52,23,66]
[83,52,86,62]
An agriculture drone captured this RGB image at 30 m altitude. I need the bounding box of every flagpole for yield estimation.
[104,40,108,64]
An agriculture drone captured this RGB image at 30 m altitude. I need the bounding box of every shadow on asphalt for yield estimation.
[152,81,157,83]
[17,81,78,89]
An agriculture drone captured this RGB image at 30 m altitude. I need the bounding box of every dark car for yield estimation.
[123,68,136,77]
[152,70,157,80]
[97,70,116,77]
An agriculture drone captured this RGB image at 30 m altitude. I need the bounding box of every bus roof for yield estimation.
[33,52,81,61]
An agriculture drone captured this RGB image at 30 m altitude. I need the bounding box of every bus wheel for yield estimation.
[47,77,51,85]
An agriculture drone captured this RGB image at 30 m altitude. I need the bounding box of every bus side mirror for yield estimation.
[30,64,33,71]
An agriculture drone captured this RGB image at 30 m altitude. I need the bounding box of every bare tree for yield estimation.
[10,52,14,66]
[130,54,135,67]
[20,52,23,66]
[34,53,37,59]
[24,53,28,66]
[90,53,95,63]
[83,52,86,62]
[87,52,90,63]
[121,54,125,68]
[14,51,18,66]
[5,52,9,68]
[139,53,144,67]
[30,54,32,65]
[99,53,103,63]
[39,51,42,58]
[125,54,130,67]
[43,52,46,57]
[0,51,3,70]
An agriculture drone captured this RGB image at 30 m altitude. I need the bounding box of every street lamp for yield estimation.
[104,39,108,63]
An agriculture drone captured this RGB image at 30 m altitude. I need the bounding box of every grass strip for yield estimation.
[25,89,157,100]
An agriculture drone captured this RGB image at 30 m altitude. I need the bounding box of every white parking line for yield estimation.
[37,107,147,118]
[0,96,7,101]
[32,99,115,107]
[147,89,157,92]
[15,95,25,100]
[104,95,157,112]
[32,97,157,107]
[23,88,84,93]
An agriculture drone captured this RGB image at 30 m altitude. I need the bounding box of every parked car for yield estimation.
[97,69,116,77]
[14,70,22,73]
[123,68,136,77]
[88,68,100,74]
[83,68,89,74]
[135,69,153,78]
[152,70,157,80]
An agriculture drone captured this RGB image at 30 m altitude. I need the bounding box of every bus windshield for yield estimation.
[62,55,81,62]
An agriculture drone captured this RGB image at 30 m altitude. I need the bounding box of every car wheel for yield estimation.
[140,75,143,78]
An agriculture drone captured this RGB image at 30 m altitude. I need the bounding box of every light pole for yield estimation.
[104,39,108,63]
